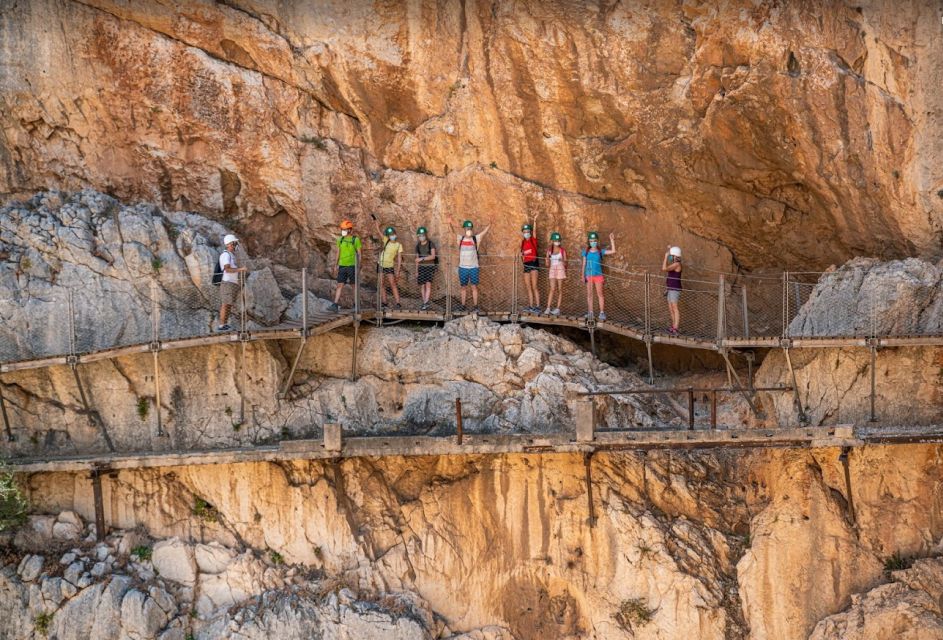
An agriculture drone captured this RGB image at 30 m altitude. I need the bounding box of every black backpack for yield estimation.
[416,240,439,265]
[212,251,229,285]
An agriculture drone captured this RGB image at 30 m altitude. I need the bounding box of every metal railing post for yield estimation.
[511,256,518,319]
[354,254,361,316]
[445,253,453,320]
[455,397,463,444]
[301,267,308,333]
[150,278,164,437]
[240,270,248,334]
[644,272,651,335]
[716,275,726,343]
[741,284,750,338]
[782,271,789,338]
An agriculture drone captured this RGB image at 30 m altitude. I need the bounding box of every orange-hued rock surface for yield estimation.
[2,1,941,270]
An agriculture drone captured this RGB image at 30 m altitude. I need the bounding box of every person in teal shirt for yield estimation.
[581,231,616,321]
[330,219,362,312]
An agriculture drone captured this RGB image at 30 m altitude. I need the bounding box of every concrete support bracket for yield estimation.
[324,423,342,452]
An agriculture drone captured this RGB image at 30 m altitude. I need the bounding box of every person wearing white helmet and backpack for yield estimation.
[215,234,247,331]
[662,245,683,335]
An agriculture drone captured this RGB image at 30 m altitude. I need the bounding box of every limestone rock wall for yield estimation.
[16,444,943,639]
[2,1,941,270]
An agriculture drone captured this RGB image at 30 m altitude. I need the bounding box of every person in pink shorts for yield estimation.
[581,230,616,321]
[544,231,567,315]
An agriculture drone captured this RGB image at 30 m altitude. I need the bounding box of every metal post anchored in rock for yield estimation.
[455,397,463,445]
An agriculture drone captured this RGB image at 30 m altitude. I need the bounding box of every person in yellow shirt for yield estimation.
[373,218,403,309]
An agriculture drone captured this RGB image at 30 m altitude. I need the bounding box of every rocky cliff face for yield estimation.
[11,443,943,640]
[2,0,941,270]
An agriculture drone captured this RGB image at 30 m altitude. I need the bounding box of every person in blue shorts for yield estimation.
[447,216,490,314]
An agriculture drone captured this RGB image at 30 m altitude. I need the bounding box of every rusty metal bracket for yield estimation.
[583,451,596,528]
[90,466,108,541]
[838,447,858,530]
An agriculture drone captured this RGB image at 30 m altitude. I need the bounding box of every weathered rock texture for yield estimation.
[17,444,943,639]
[809,558,943,640]
[752,256,943,427]
[3,1,941,271]
[0,513,440,639]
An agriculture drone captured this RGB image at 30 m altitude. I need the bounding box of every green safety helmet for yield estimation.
[384,226,395,236]
[550,232,561,241]
[587,231,599,240]
[462,220,474,229]
[521,223,532,232]
[417,226,427,235]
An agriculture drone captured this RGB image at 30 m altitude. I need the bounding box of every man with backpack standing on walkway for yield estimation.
[216,234,247,331]
[446,216,490,315]
[329,220,361,312]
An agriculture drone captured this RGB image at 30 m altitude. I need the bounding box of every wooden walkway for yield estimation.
[7,424,943,474]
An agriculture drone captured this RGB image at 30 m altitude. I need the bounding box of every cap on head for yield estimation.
[587,231,599,240]
[340,220,354,230]
[417,226,427,235]
[550,232,561,241]
[384,226,395,236]
[669,246,682,258]
[462,220,474,229]
[521,223,532,232]
[223,234,239,246]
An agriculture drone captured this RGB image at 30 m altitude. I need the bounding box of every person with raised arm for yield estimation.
[372,215,403,309]
[581,231,616,321]
[520,212,541,313]
[328,220,361,312]
[446,215,490,315]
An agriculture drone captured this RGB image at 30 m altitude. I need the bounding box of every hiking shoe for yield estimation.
[544,308,552,315]
[473,306,481,315]
[668,327,679,335]
[395,303,402,310]
[420,303,429,311]
[598,312,607,321]
[328,303,339,312]
[216,324,232,332]
[585,312,594,320]
[551,308,561,316]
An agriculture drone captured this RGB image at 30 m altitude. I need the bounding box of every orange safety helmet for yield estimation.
[339,220,354,230]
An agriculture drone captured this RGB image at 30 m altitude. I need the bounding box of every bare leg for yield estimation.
[595,280,605,313]
[387,274,400,304]
[555,280,564,309]
[333,283,344,304]
[219,303,231,326]
[546,280,556,310]
[460,285,467,306]
[471,285,479,307]
[585,281,594,315]
[670,302,680,329]
[528,271,539,308]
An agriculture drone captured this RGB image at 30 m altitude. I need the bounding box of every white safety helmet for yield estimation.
[223,234,239,246]
[669,246,682,258]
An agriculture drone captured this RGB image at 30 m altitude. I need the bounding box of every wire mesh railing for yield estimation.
[1,255,941,367]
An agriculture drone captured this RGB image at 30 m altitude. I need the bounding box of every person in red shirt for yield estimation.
[520,214,541,313]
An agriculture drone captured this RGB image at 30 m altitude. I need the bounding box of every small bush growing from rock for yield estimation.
[136,397,149,421]
[613,598,656,631]
[269,550,284,565]
[132,545,152,561]
[0,463,28,532]
[884,552,913,572]
[193,497,219,523]
[150,256,163,272]
[34,612,53,635]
